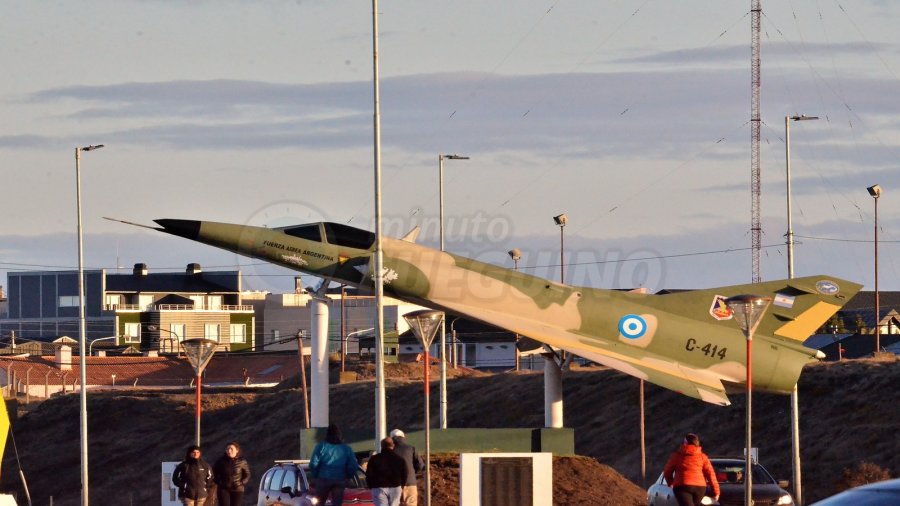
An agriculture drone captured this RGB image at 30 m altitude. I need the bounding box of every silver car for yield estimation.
[810,478,900,505]
[647,458,794,506]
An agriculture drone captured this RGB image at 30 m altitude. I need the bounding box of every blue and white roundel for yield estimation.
[618,314,647,339]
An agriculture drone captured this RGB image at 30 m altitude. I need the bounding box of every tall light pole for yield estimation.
[726,295,772,506]
[75,143,103,506]
[553,214,567,284]
[404,310,445,506]
[867,184,882,353]
[372,0,387,447]
[438,153,469,429]
[508,248,521,371]
[785,115,818,278]
[785,113,817,506]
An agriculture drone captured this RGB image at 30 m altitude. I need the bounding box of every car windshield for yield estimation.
[712,462,775,485]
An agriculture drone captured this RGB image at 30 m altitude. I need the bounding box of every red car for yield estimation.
[257,460,373,506]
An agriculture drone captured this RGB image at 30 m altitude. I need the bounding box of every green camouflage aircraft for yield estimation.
[149,218,861,406]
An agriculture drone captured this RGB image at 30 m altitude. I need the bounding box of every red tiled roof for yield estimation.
[0,353,300,388]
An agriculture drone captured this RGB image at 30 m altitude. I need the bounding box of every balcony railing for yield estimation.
[106,304,253,312]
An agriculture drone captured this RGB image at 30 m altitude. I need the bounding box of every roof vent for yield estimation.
[186,263,202,275]
[133,263,148,276]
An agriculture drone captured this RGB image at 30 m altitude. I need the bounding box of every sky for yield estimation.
[2,0,900,297]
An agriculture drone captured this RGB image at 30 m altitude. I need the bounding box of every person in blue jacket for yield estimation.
[309,423,358,506]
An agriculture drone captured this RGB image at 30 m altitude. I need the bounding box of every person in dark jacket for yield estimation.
[172,445,215,506]
[366,437,409,506]
[309,423,358,506]
[663,433,720,506]
[212,441,251,506]
[390,429,423,506]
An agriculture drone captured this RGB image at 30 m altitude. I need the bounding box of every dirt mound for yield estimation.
[425,454,646,506]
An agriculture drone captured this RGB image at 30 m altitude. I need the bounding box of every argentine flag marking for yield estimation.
[619,314,647,339]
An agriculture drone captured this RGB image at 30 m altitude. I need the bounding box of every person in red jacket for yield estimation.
[663,433,720,506]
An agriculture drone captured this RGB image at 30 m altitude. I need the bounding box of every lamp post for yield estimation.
[75,143,103,506]
[508,248,522,371]
[785,114,818,278]
[438,153,469,429]
[785,113,817,506]
[725,295,772,506]
[181,338,218,446]
[867,184,882,353]
[553,214,567,284]
[88,335,120,356]
[148,325,182,355]
[404,310,445,506]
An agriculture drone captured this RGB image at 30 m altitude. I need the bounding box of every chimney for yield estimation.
[55,345,72,370]
[186,263,202,275]
[295,277,304,294]
[133,263,148,276]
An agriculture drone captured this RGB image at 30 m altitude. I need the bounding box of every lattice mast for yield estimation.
[750,0,763,283]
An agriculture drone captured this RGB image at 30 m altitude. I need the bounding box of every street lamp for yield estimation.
[181,338,218,446]
[785,113,817,506]
[438,153,469,430]
[785,114,818,278]
[725,294,772,506]
[508,248,522,371]
[403,309,445,506]
[148,325,182,355]
[75,143,103,506]
[88,335,120,356]
[553,214,568,284]
[867,184,882,353]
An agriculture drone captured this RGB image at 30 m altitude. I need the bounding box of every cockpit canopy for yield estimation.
[280,222,375,250]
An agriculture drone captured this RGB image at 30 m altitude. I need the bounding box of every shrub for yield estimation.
[837,461,892,491]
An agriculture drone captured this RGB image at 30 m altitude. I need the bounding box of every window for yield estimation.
[208,295,222,310]
[270,330,280,344]
[204,324,220,342]
[170,324,186,342]
[138,294,154,310]
[59,295,79,308]
[323,222,376,249]
[105,294,122,308]
[230,324,246,344]
[124,323,141,344]
[282,224,322,242]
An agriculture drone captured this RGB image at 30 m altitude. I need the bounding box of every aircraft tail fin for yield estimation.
[661,275,862,344]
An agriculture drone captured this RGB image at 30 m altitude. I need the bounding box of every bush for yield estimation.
[837,461,892,491]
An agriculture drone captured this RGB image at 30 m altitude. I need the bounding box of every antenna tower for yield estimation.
[750,0,762,283]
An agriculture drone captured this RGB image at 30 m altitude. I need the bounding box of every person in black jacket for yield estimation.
[390,429,423,506]
[172,445,214,506]
[365,437,408,506]
[212,441,251,506]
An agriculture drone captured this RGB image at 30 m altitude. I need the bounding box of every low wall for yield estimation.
[298,427,574,459]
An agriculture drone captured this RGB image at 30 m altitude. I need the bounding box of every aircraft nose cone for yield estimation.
[154,219,201,240]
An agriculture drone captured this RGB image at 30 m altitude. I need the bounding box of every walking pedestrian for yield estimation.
[663,433,720,506]
[366,437,409,506]
[213,441,251,506]
[172,445,215,506]
[309,423,358,506]
[390,429,423,506]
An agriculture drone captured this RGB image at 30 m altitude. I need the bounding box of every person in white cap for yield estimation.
[390,429,424,506]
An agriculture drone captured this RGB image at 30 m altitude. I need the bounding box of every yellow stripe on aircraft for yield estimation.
[775,301,840,341]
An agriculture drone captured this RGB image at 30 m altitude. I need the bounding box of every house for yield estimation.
[1,263,255,354]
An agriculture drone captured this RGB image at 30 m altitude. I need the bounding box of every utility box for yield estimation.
[161,461,180,505]
[460,452,552,506]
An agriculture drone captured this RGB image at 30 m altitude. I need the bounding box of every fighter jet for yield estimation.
[149,218,860,405]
